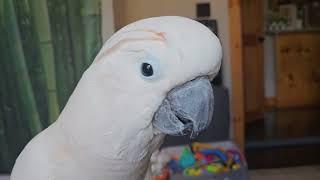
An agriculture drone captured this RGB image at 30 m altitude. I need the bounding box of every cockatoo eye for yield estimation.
[137,53,160,80]
[141,63,153,77]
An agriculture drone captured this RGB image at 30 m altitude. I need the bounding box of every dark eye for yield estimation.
[141,63,153,77]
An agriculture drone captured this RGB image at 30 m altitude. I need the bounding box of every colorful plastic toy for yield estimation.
[167,159,182,173]
[163,143,244,177]
[178,148,196,168]
[152,167,169,180]
[206,163,223,173]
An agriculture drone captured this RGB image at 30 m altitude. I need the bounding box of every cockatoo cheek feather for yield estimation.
[67,44,178,160]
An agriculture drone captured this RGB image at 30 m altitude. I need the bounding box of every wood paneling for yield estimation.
[275,32,320,108]
[264,97,277,110]
[229,0,245,150]
[241,0,265,121]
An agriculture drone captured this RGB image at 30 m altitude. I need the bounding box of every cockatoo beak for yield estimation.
[153,77,214,138]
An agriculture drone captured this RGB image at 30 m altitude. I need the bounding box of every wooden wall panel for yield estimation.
[229,0,245,150]
[241,0,265,121]
[275,32,320,108]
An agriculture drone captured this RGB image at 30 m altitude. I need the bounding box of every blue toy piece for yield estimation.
[200,149,228,162]
[167,159,182,173]
[227,150,242,164]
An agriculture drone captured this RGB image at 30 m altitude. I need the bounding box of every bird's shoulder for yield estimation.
[11,125,74,180]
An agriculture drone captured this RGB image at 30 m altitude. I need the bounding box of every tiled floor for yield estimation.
[249,166,320,180]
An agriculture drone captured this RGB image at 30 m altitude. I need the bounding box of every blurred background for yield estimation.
[0,0,320,179]
[0,0,103,171]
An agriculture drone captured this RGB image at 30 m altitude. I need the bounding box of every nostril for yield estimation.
[182,128,192,135]
[177,116,195,137]
[177,116,192,125]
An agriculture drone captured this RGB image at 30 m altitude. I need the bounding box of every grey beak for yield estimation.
[153,77,214,138]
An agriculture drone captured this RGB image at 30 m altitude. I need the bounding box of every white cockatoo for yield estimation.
[11,16,222,180]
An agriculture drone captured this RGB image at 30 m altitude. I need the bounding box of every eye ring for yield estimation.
[141,63,154,77]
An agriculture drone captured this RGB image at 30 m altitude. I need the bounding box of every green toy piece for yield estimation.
[206,163,223,173]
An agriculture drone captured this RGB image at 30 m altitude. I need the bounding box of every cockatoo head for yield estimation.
[60,16,221,162]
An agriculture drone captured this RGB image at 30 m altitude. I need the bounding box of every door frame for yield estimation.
[228,0,246,150]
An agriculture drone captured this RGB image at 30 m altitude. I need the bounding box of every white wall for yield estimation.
[101,0,115,42]
[264,36,276,98]
[209,0,231,92]
[263,0,276,98]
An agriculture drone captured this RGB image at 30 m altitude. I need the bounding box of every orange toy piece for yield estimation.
[152,168,169,180]
[194,152,205,160]
[192,142,214,152]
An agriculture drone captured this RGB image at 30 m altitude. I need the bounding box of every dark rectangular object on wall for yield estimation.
[197,3,211,18]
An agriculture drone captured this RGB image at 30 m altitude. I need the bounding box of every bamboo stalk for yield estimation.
[81,0,102,67]
[3,0,42,135]
[1,43,32,171]
[0,0,10,170]
[13,0,50,127]
[66,0,85,81]
[0,55,27,171]
[0,75,9,171]
[47,0,76,109]
[1,39,32,173]
[0,6,27,169]
[0,38,31,172]
[28,0,60,124]
[1,0,37,170]
[0,97,9,170]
